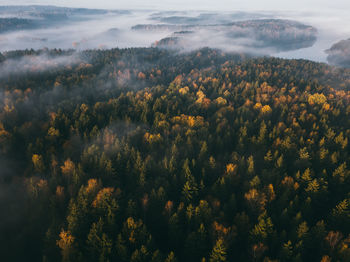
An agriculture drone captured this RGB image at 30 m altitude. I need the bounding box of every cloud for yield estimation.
[150,19,317,56]
[0,6,349,64]
[0,8,169,52]
[3,0,350,12]
[0,52,82,79]
[272,9,350,62]
[325,38,350,68]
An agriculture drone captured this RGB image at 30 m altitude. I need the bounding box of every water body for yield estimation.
[275,10,350,63]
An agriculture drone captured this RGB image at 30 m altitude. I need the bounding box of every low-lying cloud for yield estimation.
[0,6,349,65]
[325,38,350,68]
[0,52,82,79]
[146,19,317,54]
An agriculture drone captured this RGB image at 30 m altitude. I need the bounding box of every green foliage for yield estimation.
[1,47,350,262]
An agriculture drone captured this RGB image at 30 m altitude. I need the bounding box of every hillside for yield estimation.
[135,19,317,53]
[0,5,129,33]
[326,38,350,68]
[0,48,350,261]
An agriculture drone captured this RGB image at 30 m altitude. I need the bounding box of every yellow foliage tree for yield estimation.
[57,230,75,262]
[225,164,237,174]
[32,154,45,173]
[61,159,75,177]
[47,127,60,137]
[179,86,189,95]
[261,105,272,114]
[86,179,99,194]
[92,187,114,208]
[308,93,327,105]
[215,97,227,106]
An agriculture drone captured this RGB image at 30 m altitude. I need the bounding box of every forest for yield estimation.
[1,47,350,262]
[0,6,125,34]
[326,38,350,68]
[133,19,317,52]
[0,18,35,33]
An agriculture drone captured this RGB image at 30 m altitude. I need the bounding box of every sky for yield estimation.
[1,0,349,12]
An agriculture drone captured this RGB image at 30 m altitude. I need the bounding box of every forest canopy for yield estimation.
[0,47,350,262]
[326,38,350,68]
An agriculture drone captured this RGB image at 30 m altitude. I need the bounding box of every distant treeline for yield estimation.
[0,18,36,33]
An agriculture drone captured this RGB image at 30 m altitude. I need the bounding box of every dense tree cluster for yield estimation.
[0,18,35,33]
[135,19,317,52]
[0,48,350,261]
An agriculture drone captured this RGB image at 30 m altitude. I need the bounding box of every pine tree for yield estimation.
[209,239,227,262]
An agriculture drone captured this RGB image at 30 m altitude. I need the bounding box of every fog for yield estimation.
[3,0,350,12]
[0,53,82,78]
[275,10,350,63]
[0,10,171,51]
[0,3,349,64]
